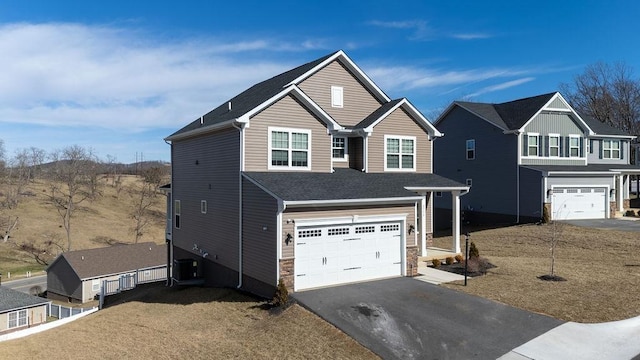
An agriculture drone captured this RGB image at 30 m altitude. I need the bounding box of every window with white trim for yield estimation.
[549,134,560,157]
[466,139,475,160]
[569,135,580,157]
[174,200,181,229]
[603,139,621,159]
[527,133,539,156]
[385,135,416,171]
[331,86,343,108]
[332,137,348,160]
[92,279,100,292]
[8,309,27,329]
[201,200,207,214]
[466,178,473,187]
[269,127,311,170]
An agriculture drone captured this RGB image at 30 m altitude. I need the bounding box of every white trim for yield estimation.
[384,135,416,171]
[550,185,610,219]
[363,133,369,172]
[404,186,470,193]
[590,134,636,139]
[363,98,443,138]
[548,133,561,157]
[331,136,348,162]
[602,139,622,160]
[294,214,408,228]
[268,126,312,171]
[276,205,283,285]
[285,196,423,208]
[519,93,595,136]
[331,86,343,108]
[164,119,237,142]
[526,132,540,157]
[568,134,581,158]
[200,200,207,214]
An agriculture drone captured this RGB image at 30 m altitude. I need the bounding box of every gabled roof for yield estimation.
[0,287,50,313]
[581,115,636,137]
[47,242,166,280]
[243,168,466,203]
[355,98,443,137]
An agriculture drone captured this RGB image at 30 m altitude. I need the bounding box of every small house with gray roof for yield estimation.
[0,287,50,334]
[46,242,167,303]
[163,50,469,297]
[434,92,640,225]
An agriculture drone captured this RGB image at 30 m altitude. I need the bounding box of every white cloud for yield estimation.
[467,77,536,97]
[450,33,492,40]
[367,20,432,40]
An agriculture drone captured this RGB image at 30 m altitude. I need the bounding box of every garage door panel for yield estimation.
[551,187,606,220]
[295,221,403,291]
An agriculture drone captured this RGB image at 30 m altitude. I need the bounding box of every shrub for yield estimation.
[432,259,441,268]
[625,210,636,217]
[272,278,289,307]
[445,257,454,265]
[454,254,464,263]
[468,241,480,258]
[466,256,492,275]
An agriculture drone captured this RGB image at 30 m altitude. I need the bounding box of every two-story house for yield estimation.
[164,50,469,297]
[434,92,640,226]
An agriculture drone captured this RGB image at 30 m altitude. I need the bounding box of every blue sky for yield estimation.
[1,0,639,163]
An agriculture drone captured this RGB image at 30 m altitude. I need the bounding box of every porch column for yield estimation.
[420,194,427,256]
[618,174,625,212]
[623,175,630,201]
[451,190,461,253]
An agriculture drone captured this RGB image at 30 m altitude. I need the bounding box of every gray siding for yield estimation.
[46,258,82,301]
[521,112,587,166]
[172,127,240,272]
[587,137,630,165]
[245,95,332,172]
[242,177,279,287]
[368,107,432,173]
[524,113,583,135]
[519,167,544,220]
[434,106,519,217]
[299,60,383,127]
[548,97,568,109]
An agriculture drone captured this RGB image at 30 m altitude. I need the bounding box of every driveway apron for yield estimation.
[293,277,562,360]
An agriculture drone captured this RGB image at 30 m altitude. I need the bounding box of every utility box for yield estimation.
[173,259,198,281]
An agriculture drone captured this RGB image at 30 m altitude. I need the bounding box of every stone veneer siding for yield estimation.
[425,233,434,248]
[623,199,630,209]
[610,201,617,218]
[279,259,294,291]
[406,246,419,277]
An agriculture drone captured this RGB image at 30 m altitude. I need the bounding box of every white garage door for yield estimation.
[551,187,607,220]
[294,222,402,291]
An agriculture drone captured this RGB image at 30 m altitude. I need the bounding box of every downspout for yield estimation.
[516,132,521,223]
[232,122,244,289]
[164,138,174,287]
[276,200,286,287]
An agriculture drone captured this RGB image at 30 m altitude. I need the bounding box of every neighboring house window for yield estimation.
[527,133,539,156]
[569,135,580,157]
[549,134,560,157]
[269,127,311,170]
[385,135,416,171]
[92,279,100,292]
[466,179,473,187]
[466,139,475,160]
[331,86,343,108]
[332,137,348,160]
[174,200,181,229]
[201,200,207,214]
[8,309,27,329]
[603,139,621,159]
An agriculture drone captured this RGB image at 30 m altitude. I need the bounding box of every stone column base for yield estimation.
[406,246,419,277]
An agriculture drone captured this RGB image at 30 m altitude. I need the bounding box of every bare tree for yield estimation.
[128,180,156,243]
[15,233,65,266]
[560,61,640,136]
[1,216,18,242]
[46,145,95,251]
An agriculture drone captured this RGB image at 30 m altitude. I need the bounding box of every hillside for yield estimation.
[0,175,166,276]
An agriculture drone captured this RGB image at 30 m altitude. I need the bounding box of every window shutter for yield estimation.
[589,139,594,154]
[565,137,570,157]
[559,137,563,157]
[621,140,625,159]
[544,136,549,157]
[538,135,543,157]
[599,139,603,159]
[523,134,528,156]
[579,137,584,157]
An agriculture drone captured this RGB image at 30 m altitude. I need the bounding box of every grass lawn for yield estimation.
[0,286,378,359]
[433,223,640,323]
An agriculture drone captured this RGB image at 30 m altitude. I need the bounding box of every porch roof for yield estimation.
[243,168,466,202]
[522,164,640,175]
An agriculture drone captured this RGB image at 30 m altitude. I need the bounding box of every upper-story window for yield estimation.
[331,86,343,108]
[385,135,415,171]
[332,137,348,161]
[269,127,311,170]
[466,139,475,160]
[527,133,539,156]
[603,139,621,159]
[174,200,181,229]
[549,134,560,157]
[569,135,581,157]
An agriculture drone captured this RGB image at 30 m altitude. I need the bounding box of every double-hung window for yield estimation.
[269,127,311,170]
[174,200,181,229]
[8,309,27,329]
[548,134,560,157]
[603,139,621,159]
[385,135,416,171]
[527,133,539,156]
[569,135,580,157]
[332,137,347,161]
[466,139,475,160]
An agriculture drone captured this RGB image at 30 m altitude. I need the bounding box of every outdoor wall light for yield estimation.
[408,225,415,234]
[610,189,616,197]
[285,233,293,245]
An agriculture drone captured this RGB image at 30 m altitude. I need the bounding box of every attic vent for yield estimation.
[199,116,204,125]
[81,256,84,260]
[228,102,232,111]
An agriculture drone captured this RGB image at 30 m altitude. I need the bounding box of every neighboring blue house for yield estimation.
[433,92,640,225]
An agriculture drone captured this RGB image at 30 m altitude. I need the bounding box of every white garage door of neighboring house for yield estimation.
[294,221,403,291]
[551,187,607,220]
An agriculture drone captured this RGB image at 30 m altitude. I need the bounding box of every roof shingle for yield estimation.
[0,287,49,313]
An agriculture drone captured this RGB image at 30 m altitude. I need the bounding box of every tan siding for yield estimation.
[0,305,48,333]
[299,60,383,127]
[368,107,433,173]
[242,178,279,286]
[245,95,331,172]
[281,204,416,259]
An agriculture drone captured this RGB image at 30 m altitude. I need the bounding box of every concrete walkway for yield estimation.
[415,264,465,285]
[499,316,640,360]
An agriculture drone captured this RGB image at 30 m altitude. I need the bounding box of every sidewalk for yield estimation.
[414,264,465,285]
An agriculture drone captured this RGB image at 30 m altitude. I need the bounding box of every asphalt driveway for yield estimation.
[293,278,562,360]
[561,218,640,231]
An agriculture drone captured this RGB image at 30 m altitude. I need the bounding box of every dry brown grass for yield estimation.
[0,286,378,360]
[0,176,165,275]
[436,223,640,323]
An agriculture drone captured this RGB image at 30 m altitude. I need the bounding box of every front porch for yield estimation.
[419,248,462,262]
